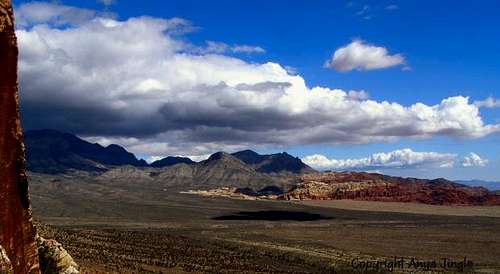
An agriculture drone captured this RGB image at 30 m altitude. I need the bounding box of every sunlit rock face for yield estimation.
[0,245,13,274]
[281,172,500,205]
[37,237,79,274]
[0,0,40,272]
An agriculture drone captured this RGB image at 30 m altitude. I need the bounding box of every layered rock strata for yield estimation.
[281,172,500,205]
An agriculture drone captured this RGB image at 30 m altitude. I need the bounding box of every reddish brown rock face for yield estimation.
[0,0,41,273]
[282,172,500,206]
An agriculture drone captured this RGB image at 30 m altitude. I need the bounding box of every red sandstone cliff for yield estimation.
[281,172,500,206]
[0,0,41,272]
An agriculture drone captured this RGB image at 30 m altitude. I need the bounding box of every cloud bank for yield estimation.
[15,2,500,157]
[303,149,489,171]
[302,149,456,170]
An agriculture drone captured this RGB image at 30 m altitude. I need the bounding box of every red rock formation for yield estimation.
[281,172,500,206]
[0,0,41,272]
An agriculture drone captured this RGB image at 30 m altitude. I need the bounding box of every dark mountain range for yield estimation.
[455,180,500,191]
[24,130,311,190]
[90,152,299,191]
[151,152,297,190]
[231,150,266,164]
[25,130,314,176]
[25,129,147,173]
[150,156,195,168]
[23,130,500,205]
[231,150,314,174]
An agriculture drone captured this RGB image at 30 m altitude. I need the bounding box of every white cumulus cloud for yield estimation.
[325,39,405,72]
[302,149,457,170]
[14,2,500,157]
[462,153,488,167]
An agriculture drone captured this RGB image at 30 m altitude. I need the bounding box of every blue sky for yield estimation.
[12,0,500,181]
[52,0,500,106]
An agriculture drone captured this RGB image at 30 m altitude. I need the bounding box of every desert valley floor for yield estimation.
[31,182,500,274]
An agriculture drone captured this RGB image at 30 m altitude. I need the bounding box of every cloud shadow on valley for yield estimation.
[212,210,333,221]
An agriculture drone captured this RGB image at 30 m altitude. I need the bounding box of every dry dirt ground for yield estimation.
[298,199,500,218]
[30,176,500,273]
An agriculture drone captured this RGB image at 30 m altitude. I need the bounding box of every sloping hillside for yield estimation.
[25,130,147,173]
[232,150,315,174]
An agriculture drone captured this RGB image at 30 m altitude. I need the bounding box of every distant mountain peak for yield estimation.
[235,149,260,155]
[106,144,125,150]
[207,151,232,161]
[455,179,500,191]
[150,156,195,168]
[25,129,147,173]
[231,150,265,164]
[232,149,315,174]
[24,129,315,176]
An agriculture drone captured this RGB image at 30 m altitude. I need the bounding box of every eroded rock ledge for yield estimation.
[37,237,79,274]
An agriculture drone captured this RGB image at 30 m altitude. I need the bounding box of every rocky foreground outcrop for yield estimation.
[281,172,500,205]
[37,237,79,274]
[0,245,13,273]
[2,238,80,274]
[0,0,41,272]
